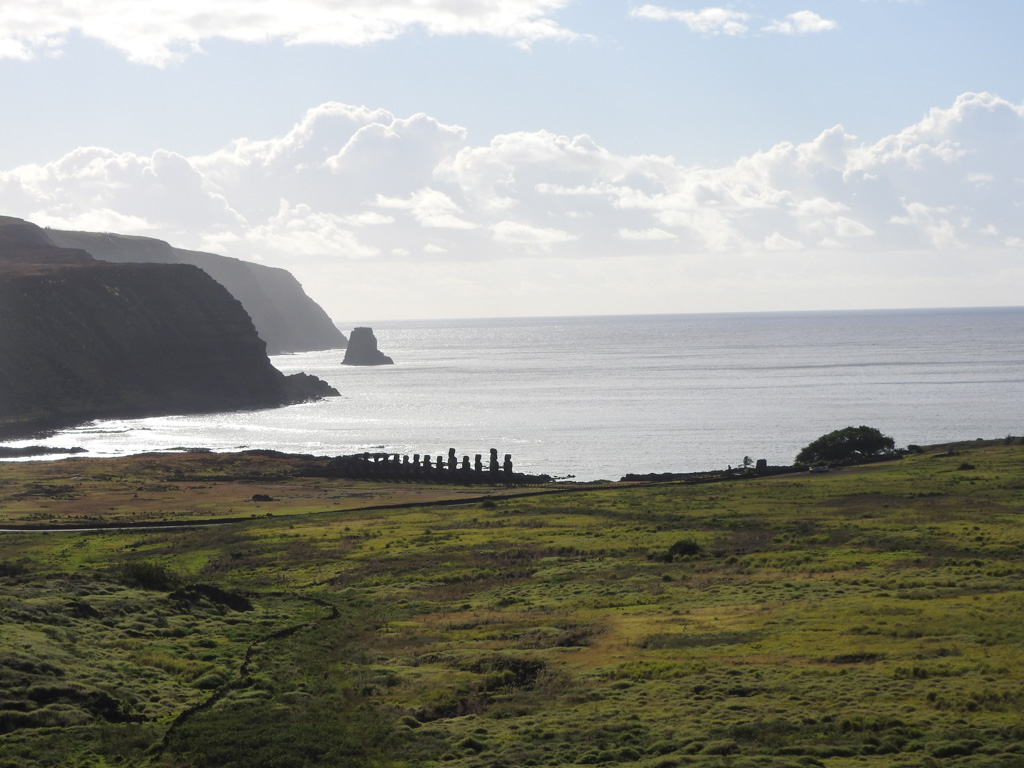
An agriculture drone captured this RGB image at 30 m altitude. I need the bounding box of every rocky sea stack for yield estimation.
[342,327,394,366]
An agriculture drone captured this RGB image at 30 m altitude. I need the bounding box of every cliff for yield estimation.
[342,327,394,366]
[45,230,347,354]
[0,218,337,439]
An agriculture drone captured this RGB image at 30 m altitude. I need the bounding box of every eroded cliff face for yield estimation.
[46,230,347,354]
[0,218,337,439]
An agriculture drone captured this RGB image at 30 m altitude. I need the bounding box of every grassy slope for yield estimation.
[0,452,546,527]
[0,440,1022,767]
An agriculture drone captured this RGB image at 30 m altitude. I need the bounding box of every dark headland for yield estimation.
[45,228,347,355]
[0,215,339,440]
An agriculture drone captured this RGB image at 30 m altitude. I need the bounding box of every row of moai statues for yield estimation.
[361,447,513,474]
[316,446,552,484]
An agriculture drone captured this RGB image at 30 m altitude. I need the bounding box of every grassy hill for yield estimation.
[1,439,1022,767]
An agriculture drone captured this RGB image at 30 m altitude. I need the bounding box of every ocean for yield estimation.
[5,308,1023,481]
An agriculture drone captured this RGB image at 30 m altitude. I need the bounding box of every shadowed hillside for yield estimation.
[0,217,337,439]
[46,229,347,354]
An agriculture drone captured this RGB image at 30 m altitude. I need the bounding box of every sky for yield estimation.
[1,1,1023,321]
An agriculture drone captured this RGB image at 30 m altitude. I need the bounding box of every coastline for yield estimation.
[3,437,1014,531]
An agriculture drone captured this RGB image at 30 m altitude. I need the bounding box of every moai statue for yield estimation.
[402,455,410,465]
[503,454,513,473]
[461,456,470,471]
[413,453,420,467]
[755,459,767,470]
[489,448,499,473]
[474,454,483,472]
[423,455,432,470]
[448,448,457,471]
[437,455,444,470]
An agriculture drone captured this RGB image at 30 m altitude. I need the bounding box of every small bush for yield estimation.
[0,561,28,578]
[193,672,226,690]
[458,736,488,754]
[701,739,739,756]
[931,740,981,758]
[117,561,179,591]
[657,539,704,562]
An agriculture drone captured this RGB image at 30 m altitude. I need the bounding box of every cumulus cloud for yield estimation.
[1,92,1023,277]
[0,0,580,66]
[618,227,677,241]
[629,6,750,36]
[376,188,478,230]
[633,6,837,37]
[763,232,803,251]
[763,11,838,35]
[491,220,576,245]
[250,201,380,259]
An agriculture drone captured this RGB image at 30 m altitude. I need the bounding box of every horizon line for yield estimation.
[334,304,1024,327]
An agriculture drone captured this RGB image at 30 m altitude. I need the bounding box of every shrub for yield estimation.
[459,736,488,754]
[667,539,703,558]
[193,672,226,690]
[701,739,739,755]
[117,561,179,591]
[0,561,28,578]
[795,426,895,466]
[931,740,982,758]
[655,539,704,562]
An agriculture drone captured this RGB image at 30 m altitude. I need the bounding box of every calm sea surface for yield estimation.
[6,308,1023,480]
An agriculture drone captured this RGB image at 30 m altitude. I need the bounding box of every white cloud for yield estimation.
[342,211,395,226]
[0,146,242,243]
[0,0,580,66]
[376,188,478,230]
[629,5,750,36]
[835,216,875,238]
[631,6,837,37]
[890,203,964,249]
[491,220,576,245]
[28,209,155,235]
[2,92,1023,285]
[763,11,838,35]
[251,200,379,259]
[618,227,677,241]
[192,103,467,223]
[763,232,803,251]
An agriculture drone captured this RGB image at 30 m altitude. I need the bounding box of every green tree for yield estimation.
[795,426,895,466]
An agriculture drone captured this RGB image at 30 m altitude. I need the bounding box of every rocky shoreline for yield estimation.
[0,216,339,441]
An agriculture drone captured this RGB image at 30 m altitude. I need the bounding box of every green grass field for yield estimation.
[1,439,1022,767]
